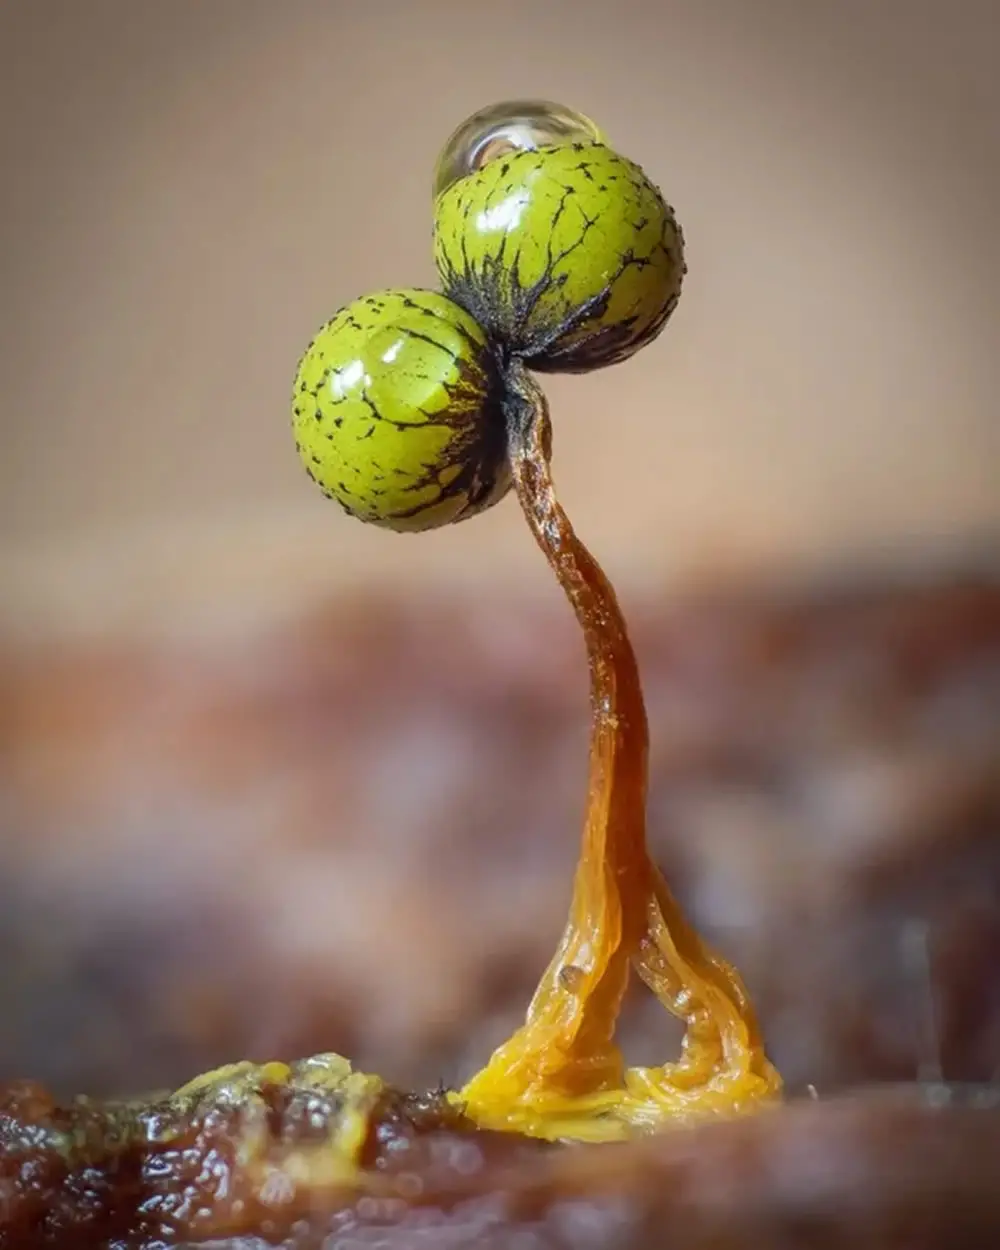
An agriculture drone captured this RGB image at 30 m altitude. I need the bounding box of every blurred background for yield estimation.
[0,1,997,1104]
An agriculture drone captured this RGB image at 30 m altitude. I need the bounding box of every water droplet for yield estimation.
[433,100,606,199]
[558,964,586,993]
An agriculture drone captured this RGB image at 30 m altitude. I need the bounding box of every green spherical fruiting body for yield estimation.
[433,140,686,374]
[292,289,510,532]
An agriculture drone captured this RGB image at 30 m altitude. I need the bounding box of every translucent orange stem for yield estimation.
[457,365,782,1140]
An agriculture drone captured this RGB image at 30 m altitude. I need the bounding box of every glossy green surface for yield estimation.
[433,140,686,373]
[292,289,509,531]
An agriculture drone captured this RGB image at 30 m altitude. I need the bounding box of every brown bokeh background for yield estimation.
[0,0,998,1114]
[1,0,998,633]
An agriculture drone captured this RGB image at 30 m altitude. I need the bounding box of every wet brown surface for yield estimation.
[2,1073,999,1248]
[0,1062,553,1248]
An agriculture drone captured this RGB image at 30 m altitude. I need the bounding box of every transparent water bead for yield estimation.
[432,100,606,200]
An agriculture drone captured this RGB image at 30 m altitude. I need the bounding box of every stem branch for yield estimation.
[457,365,781,1138]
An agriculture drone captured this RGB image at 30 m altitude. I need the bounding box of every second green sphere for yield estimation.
[292,289,510,532]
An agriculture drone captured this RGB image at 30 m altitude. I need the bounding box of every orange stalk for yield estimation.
[456,364,782,1140]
